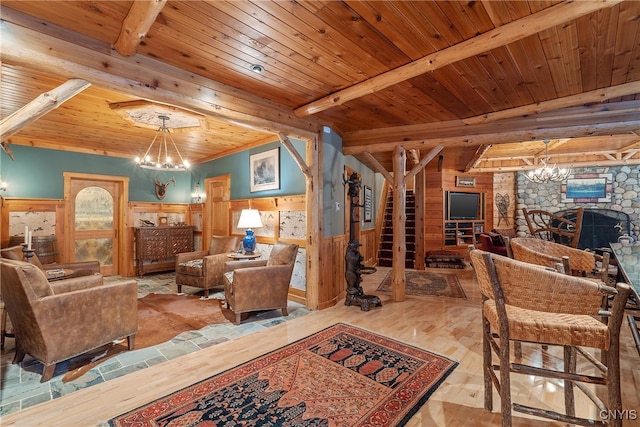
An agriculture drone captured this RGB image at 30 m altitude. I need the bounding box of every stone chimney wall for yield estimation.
[515,165,639,239]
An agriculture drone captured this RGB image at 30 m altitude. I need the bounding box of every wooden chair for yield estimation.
[469,248,631,427]
[522,207,584,248]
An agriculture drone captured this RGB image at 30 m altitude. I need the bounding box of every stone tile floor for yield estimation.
[0,273,310,416]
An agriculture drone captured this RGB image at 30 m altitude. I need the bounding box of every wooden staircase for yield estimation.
[377,189,415,268]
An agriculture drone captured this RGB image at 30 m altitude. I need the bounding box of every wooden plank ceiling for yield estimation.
[1,0,639,173]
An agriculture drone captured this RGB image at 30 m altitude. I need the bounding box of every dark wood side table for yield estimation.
[134,226,195,276]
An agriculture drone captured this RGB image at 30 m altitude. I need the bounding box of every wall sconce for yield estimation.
[191,181,205,202]
[0,177,7,192]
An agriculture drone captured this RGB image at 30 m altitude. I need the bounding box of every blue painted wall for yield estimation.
[193,140,306,200]
[322,127,381,237]
[0,140,306,202]
[0,130,378,238]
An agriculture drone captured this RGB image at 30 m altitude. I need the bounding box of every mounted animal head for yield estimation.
[154,177,175,200]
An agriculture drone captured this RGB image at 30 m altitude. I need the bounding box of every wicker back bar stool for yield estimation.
[469,248,631,427]
[510,237,611,284]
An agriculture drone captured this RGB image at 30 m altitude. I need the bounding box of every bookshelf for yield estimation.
[444,220,485,247]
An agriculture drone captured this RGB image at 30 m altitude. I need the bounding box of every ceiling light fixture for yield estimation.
[250,64,264,73]
[135,115,190,171]
[525,140,572,183]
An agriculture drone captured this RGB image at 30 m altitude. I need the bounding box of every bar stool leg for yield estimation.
[1,303,6,350]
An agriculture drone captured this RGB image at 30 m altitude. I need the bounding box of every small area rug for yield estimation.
[106,323,458,427]
[62,293,233,382]
[376,270,466,299]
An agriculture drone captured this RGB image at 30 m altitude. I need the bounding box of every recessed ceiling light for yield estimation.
[250,64,265,73]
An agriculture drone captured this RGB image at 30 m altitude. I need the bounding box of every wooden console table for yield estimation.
[134,226,195,276]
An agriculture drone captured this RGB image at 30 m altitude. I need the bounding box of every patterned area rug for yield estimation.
[376,270,466,299]
[106,323,458,427]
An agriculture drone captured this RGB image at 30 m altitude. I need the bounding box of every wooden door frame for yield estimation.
[63,172,129,275]
[203,174,231,250]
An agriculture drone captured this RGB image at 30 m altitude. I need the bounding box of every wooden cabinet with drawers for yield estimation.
[134,226,195,276]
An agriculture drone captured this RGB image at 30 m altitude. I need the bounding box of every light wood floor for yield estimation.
[2,266,639,427]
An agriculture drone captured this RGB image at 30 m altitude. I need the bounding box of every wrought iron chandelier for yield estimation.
[135,115,190,171]
[525,140,572,183]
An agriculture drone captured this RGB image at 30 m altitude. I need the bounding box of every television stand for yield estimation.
[444,220,485,247]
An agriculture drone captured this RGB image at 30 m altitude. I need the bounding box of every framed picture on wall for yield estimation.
[561,173,612,203]
[250,148,280,192]
[364,185,373,222]
[455,176,476,188]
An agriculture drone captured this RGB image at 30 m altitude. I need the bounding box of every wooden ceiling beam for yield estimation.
[472,157,640,173]
[473,149,640,172]
[0,78,91,142]
[113,0,167,57]
[343,102,640,155]
[362,152,393,184]
[343,91,640,147]
[404,146,443,184]
[294,0,623,117]
[464,144,492,172]
[463,82,640,125]
[618,140,640,152]
[278,133,311,178]
[0,19,321,142]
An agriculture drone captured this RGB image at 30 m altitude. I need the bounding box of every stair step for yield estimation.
[377,188,418,267]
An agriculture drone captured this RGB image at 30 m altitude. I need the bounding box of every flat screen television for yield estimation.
[448,192,480,220]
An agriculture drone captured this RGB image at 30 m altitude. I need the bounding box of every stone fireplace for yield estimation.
[514,165,639,250]
[556,208,632,250]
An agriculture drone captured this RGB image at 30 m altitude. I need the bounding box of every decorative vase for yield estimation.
[243,229,256,254]
[618,234,635,245]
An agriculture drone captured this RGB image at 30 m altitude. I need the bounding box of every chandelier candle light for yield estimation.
[525,140,572,183]
[237,209,263,254]
[135,115,190,171]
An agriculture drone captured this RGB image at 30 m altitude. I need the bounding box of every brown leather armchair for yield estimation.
[175,235,242,297]
[0,258,138,382]
[223,241,299,324]
[1,245,102,349]
[1,245,101,278]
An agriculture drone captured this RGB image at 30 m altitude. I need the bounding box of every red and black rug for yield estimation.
[377,270,467,299]
[106,323,457,426]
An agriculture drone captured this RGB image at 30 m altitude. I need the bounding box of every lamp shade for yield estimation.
[237,209,263,229]
[237,209,263,254]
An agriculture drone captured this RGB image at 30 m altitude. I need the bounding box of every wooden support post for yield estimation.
[392,145,406,302]
[414,167,425,270]
[305,135,321,310]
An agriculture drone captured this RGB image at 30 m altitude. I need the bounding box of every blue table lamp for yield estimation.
[237,209,263,254]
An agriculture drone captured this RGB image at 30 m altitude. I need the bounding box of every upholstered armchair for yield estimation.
[223,241,299,324]
[479,232,508,257]
[0,258,138,382]
[175,235,242,297]
[1,245,101,278]
[1,245,102,349]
